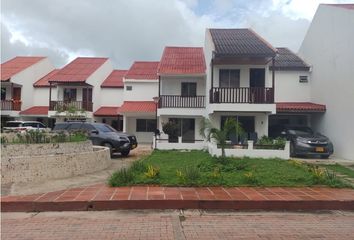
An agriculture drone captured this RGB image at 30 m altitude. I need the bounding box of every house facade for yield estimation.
[298,4,354,160]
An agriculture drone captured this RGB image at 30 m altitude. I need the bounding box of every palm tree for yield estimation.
[200,117,244,158]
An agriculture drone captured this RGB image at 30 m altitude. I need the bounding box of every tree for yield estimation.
[200,117,244,158]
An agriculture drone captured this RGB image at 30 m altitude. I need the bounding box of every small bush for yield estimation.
[308,165,325,183]
[144,165,160,179]
[130,160,147,173]
[109,168,134,186]
[243,172,258,185]
[256,136,286,149]
[183,166,201,185]
[288,160,304,168]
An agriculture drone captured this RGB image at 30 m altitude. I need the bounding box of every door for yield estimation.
[181,82,197,97]
[82,88,93,111]
[250,68,265,103]
[182,118,195,143]
[12,87,21,110]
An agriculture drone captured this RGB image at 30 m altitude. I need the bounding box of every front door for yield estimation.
[168,118,195,143]
[82,88,93,111]
[250,68,265,103]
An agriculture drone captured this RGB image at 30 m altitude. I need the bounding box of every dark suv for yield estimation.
[269,125,334,158]
[53,122,138,156]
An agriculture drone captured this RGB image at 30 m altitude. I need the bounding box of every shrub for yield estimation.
[183,166,201,185]
[130,160,147,173]
[256,136,286,149]
[109,168,134,186]
[243,172,258,185]
[288,159,304,168]
[308,165,325,183]
[144,165,160,179]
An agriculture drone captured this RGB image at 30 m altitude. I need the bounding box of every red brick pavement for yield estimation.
[1,184,354,212]
[2,211,354,240]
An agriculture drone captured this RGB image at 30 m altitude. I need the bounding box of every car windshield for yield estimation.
[5,122,21,127]
[288,127,314,136]
[94,124,116,133]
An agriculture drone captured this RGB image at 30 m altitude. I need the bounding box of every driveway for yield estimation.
[294,155,354,167]
[1,144,152,196]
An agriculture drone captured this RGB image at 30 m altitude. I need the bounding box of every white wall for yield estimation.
[10,58,55,111]
[273,71,311,102]
[86,60,113,112]
[123,80,158,101]
[204,29,215,102]
[160,76,206,95]
[299,5,354,160]
[126,116,155,143]
[100,88,124,106]
[33,87,57,106]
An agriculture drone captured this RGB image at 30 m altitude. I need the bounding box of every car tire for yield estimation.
[121,150,130,157]
[290,142,296,157]
[103,143,113,157]
[320,155,330,159]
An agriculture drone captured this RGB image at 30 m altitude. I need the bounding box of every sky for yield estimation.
[1,0,352,68]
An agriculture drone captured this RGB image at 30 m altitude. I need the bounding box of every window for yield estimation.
[95,124,116,132]
[67,122,83,130]
[299,76,308,83]
[219,69,240,88]
[1,87,6,100]
[126,86,132,91]
[181,82,197,97]
[63,88,77,101]
[136,119,156,132]
[23,122,46,128]
[81,123,95,131]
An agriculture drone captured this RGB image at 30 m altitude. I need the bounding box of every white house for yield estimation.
[298,4,354,160]
[120,61,159,143]
[0,57,55,126]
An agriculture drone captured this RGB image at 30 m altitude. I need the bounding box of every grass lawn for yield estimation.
[322,164,354,179]
[109,150,351,188]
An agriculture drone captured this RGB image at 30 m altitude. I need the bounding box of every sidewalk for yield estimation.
[2,184,354,212]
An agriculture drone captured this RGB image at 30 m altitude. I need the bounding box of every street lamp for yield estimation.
[152,96,160,149]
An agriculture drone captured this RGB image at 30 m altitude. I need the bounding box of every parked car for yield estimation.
[269,125,334,158]
[3,121,48,133]
[53,122,138,157]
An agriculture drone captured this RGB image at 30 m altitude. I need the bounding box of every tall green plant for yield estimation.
[200,117,244,158]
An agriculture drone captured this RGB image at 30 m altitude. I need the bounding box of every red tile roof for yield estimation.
[1,56,46,81]
[119,101,156,113]
[276,102,326,113]
[20,106,49,116]
[158,47,206,75]
[125,62,159,80]
[101,70,127,88]
[49,57,108,83]
[94,106,121,116]
[33,69,60,87]
[324,4,354,10]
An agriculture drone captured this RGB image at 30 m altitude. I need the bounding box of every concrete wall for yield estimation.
[160,76,206,95]
[123,80,158,101]
[100,88,124,106]
[1,141,111,184]
[125,116,155,143]
[273,71,311,102]
[33,87,57,106]
[298,4,354,160]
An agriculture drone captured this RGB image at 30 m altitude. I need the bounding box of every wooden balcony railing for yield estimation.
[0,100,22,111]
[49,101,93,112]
[210,87,274,104]
[159,95,205,108]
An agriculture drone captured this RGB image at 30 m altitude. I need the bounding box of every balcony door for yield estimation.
[63,88,77,101]
[181,82,196,97]
[12,87,21,110]
[82,88,93,111]
[250,68,265,103]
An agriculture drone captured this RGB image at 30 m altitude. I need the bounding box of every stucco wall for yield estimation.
[273,71,311,102]
[1,141,111,184]
[125,116,155,143]
[160,76,206,95]
[100,88,124,106]
[298,5,354,160]
[123,81,158,101]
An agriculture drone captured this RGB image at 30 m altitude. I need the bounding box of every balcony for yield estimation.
[0,100,22,111]
[210,87,274,104]
[159,95,205,108]
[49,101,93,112]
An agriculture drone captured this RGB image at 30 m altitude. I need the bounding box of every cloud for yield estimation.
[1,0,352,68]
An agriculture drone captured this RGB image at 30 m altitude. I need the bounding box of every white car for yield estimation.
[3,121,49,133]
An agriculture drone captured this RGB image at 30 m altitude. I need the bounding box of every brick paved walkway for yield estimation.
[2,184,354,212]
[2,210,354,239]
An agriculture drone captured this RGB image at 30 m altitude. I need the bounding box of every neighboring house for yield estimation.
[298,4,354,160]
[0,56,55,126]
[157,46,206,143]
[204,28,277,142]
[269,47,326,128]
[93,69,127,131]
[120,61,159,143]
[47,57,113,122]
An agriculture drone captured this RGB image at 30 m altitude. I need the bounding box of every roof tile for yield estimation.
[33,69,60,87]
[159,47,206,75]
[94,106,121,116]
[276,102,326,112]
[1,57,46,81]
[49,57,108,83]
[271,48,310,71]
[125,62,159,80]
[119,101,156,113]
[20,106,49,115]
[101,70,127,88]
